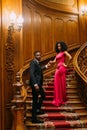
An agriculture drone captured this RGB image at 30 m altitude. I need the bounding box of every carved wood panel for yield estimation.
[33,11,42,52]
[78,46,87,77]
[23,4,33,65]
[43,15,53,54]
[54,18,65,42]
[66,17,79,47]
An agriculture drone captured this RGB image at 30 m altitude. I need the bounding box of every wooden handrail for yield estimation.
[73,42,87,83]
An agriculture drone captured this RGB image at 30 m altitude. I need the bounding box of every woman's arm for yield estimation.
[49,57,56,64]
[64,51,72,66]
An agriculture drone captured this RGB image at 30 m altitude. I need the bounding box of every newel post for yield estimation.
[11,72,26,130]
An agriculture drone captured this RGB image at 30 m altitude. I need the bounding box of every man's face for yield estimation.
[35,52,41,61]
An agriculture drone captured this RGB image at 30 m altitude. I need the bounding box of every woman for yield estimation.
[49,41,72,107]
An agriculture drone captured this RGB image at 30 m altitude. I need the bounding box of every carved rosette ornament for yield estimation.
[5,29,15,84]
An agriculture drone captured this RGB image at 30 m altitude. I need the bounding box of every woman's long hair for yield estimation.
[55,41,68,53]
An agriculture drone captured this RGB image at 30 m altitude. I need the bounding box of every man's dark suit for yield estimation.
[29,59,46,121]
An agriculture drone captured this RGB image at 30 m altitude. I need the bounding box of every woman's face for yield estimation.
[57,43,61,51]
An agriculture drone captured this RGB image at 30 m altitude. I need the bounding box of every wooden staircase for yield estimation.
[25,68,87,130]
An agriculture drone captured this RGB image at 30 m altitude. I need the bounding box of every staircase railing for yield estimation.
[73,42,87,104]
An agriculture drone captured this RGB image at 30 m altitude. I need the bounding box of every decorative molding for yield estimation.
[5,29,15,84]
[30,0,78,14]
[47,0,75,6]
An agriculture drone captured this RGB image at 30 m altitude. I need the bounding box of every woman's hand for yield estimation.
[63,63,67,67]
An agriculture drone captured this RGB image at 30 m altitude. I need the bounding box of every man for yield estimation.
[29,51,50,123]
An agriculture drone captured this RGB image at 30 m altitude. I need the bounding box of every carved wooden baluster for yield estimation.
[11,72,26,130]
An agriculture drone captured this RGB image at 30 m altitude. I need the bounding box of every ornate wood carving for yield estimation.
[73,43,87,105]
[11,72,26,130]
[78,46,87,77]
[5,29,15,85]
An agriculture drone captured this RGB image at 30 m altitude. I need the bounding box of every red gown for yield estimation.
[52,52,67,106]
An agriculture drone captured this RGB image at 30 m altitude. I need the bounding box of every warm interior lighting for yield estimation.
[17,15,24,31]
[8,11,24,32]
[80,5,87,15]
[10,12,16,24]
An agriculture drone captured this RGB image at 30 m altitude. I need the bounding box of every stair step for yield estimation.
[43,101,84,107]
[43,85,78,89]
[37,113,79,120]
[67,95,79,98]
[45,90,78,94]
[66,85,77,88]
[26,100,82,104]
[26,106,87,113]
[26,112,79,120]
[52,120,87,128]
[77,113,87,117]
[26,95,80,99]
[26,106,75,112]
[75,109,87,113]
[26,120,87,129]
[67,90,78,94]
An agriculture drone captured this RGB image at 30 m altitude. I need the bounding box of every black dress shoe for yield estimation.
[36,110,45,115]
[32,119,44,123]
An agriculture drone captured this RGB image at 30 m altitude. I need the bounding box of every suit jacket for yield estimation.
[29,59,46,88]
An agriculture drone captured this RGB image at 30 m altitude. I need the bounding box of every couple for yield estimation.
[29,41,72,123]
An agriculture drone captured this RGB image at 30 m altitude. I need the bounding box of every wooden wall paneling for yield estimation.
[43,15,54,54]
[33,11,42,52]
[54,17,65,43]
[66,15,80,48]
[23,4,33,65]
[79,15,87,44]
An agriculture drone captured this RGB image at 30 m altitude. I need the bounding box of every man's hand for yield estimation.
[45,62,51,68]
[34,84,39,90]
[38,94,41,98]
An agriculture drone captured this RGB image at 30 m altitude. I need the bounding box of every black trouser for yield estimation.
[31,87,45,121]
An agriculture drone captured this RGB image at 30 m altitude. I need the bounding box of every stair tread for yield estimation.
[27,95,80,98]
[26,106,87,110]
[26,112,87,118]
[43,100,82,103]
[26,119,87,128]
[25,100,84,104]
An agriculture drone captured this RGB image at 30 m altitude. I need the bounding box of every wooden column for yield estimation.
[11,72,26,130]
